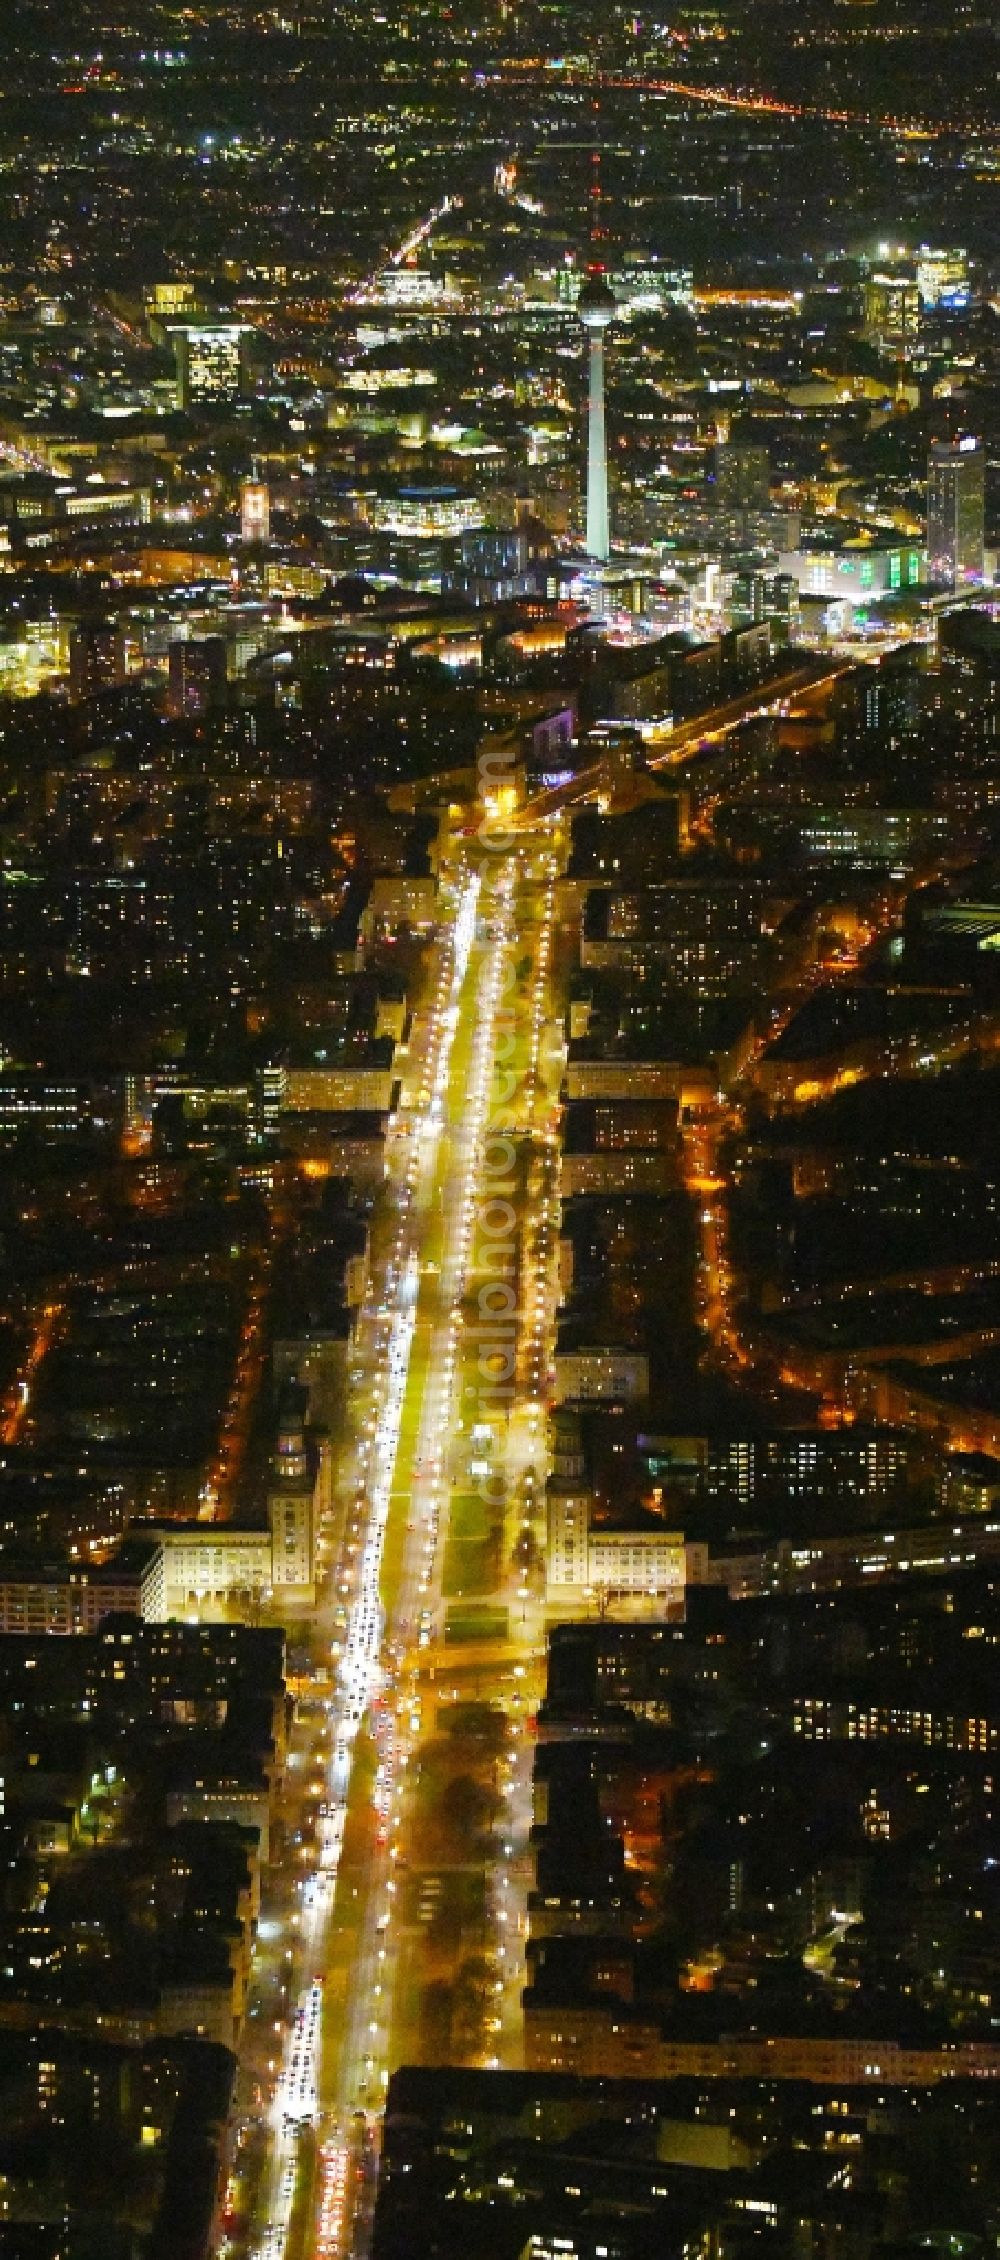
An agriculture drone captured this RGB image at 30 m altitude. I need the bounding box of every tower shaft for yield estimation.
[586,327,609,562]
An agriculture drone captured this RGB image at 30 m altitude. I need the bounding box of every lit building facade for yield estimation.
[170,323,250,408]
[863,268,920,356]
[546,1491,685,1602]
[366,487,484,539]
[552,1345,650,1403]
[266,1385,322,1597]
[927,437,985,588]
[916,245,972,310]
[240,478,270,544]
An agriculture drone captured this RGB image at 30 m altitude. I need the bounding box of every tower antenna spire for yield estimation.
[588,108,605,273]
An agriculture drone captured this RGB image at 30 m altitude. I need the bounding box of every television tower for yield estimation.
[579,138,615,562]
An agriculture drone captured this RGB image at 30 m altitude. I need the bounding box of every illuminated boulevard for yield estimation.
[223,822,561,2260]
[219,665,858,2260]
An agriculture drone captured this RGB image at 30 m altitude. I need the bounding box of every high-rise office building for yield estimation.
[727,565,798,640]
[917,245,972,311]
[579,272,616,562]
[927,437,985,588]
[863,267,920,357]
[240,477,271,544]
[69,620,126,705]
[170,322,250,409]
[167,635,228,718]
[716,441,770,515]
